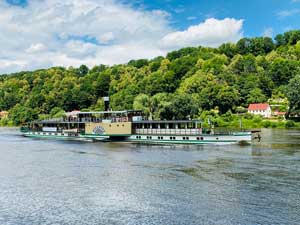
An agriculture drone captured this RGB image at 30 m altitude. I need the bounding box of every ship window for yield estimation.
[117,124,119,127]
[197,137,200,140]
[173,137,176,140]
[109,124,111,127]
[201,137,204,140]
[170,137,172,140]
[122,124,124,127]
[136,136,139,139]
[186,137,189,140]
[161,137,163,140]
[152,124,158,129]
[216,137,219,140]
[183,137,185,140]
[160,123,166,129]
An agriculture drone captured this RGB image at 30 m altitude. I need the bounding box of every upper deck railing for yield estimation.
[134,128,203,135]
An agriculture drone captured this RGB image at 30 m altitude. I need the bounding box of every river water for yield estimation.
[0,128,300,225]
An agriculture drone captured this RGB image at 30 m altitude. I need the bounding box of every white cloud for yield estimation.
[26,43,47,53]
[160,18,243,49]
[0,0,244,74]
[263,27,273,37]
[277,9,300,18]
[98,32,115,43]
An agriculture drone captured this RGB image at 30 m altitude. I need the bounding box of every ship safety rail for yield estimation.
[134,128,204,135]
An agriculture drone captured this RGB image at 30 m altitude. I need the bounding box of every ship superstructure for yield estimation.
[21,110,253,145]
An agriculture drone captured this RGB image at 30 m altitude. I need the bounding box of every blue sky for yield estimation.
[6,0,300,37]
[126,0,300,37]
[1,0,300,74]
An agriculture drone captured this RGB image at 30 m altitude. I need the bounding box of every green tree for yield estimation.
[77,65,89,76]
[268,58,300,86]
[285,75,300,116]
[247,88,267,104]
[133,94,152,119]
[9,104,39,125]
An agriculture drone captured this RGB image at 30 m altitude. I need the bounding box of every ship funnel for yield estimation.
[103,97,110,111]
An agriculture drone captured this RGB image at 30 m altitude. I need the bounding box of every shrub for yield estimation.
[0,118,9,126]
[262,120,271,128]
[270,122,277,128]
[253,115,263,123]
[243,113,254,119]
[221,111,234,122]
[285,120,295,128]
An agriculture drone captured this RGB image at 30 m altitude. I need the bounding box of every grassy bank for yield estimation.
[199,111,300,129]
[0,118,15,127]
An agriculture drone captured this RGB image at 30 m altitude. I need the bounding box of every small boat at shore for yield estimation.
[21,110,259,145]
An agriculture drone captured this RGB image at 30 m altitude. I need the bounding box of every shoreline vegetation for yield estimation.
[1,30,300,127]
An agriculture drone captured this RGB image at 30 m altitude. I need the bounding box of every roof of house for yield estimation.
[0,111,8,115]
[248,103,270,111]
[274,111,286,116]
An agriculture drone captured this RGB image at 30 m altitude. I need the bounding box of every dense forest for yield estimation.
[1,30,300,126]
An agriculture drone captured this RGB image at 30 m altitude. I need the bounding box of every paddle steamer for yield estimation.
[21,109,255,145]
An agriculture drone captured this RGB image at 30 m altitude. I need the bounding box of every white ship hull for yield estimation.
[23,131,252,145]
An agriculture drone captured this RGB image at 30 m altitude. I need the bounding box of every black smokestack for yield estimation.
[103,97,109,111]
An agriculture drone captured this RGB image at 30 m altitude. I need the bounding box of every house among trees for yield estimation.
[65,110,81,120]
[0,111,9,119]
[248,103,272,118]
[273,110,286,118]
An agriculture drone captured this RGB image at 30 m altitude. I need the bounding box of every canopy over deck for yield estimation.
[77,110,142,115]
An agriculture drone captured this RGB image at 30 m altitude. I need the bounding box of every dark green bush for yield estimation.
[285,120,295,128]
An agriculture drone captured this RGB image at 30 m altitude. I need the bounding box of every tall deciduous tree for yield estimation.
[286,75,300,117]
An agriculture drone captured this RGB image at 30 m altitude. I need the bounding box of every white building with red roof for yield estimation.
[65,110,81,119]
[248,103,272,118]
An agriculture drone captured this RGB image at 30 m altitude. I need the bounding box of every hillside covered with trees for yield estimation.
[1,30,300,126]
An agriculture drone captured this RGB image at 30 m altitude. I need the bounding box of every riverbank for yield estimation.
[200,112,300,129]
